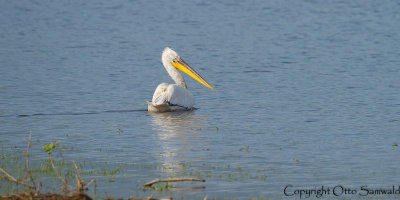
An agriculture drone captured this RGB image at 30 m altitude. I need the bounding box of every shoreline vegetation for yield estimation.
[0,130,205,200]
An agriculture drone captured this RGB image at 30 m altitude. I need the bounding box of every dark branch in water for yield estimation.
[143,177,206,187]
[0,168,36,189]
[23,129,36,189]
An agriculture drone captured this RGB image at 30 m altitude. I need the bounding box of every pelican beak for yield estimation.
[171,57,214,90]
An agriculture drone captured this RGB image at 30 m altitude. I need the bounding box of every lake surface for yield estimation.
[1,0,400,199]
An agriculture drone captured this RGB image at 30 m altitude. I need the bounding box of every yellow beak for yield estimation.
[171,57,214,90]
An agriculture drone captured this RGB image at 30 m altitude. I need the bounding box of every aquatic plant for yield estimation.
[0,130,94,198]
[0,130,177,200]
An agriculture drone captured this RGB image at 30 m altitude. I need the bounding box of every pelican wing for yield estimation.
[151,83,194,109]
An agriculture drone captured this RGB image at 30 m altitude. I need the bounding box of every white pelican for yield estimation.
[147,47,214,112]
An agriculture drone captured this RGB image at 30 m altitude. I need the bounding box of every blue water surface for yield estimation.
[1,0,400,199]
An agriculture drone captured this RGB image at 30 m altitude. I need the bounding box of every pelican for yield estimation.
[147,47,214,112]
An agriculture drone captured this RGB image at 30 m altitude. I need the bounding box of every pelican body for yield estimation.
[147,47,213,112]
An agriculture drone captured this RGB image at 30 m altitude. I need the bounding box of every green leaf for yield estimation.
[43,142,55,154]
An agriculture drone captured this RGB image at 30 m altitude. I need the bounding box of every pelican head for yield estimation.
[161,47,214,90]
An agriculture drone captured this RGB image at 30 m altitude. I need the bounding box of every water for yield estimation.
[1,0,400,199]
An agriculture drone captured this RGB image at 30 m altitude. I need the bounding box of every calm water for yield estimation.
[1,0,400,199]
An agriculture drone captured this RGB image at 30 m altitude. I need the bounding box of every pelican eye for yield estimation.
[172,56,180,63]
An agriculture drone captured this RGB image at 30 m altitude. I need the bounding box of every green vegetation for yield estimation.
[150,182,174,192]
[0,136,123,197]
[43,142,55,154]
[1,131,272,199]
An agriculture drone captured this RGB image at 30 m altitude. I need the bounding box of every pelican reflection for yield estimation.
[149,111,207,137]
[148,111,208,176]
